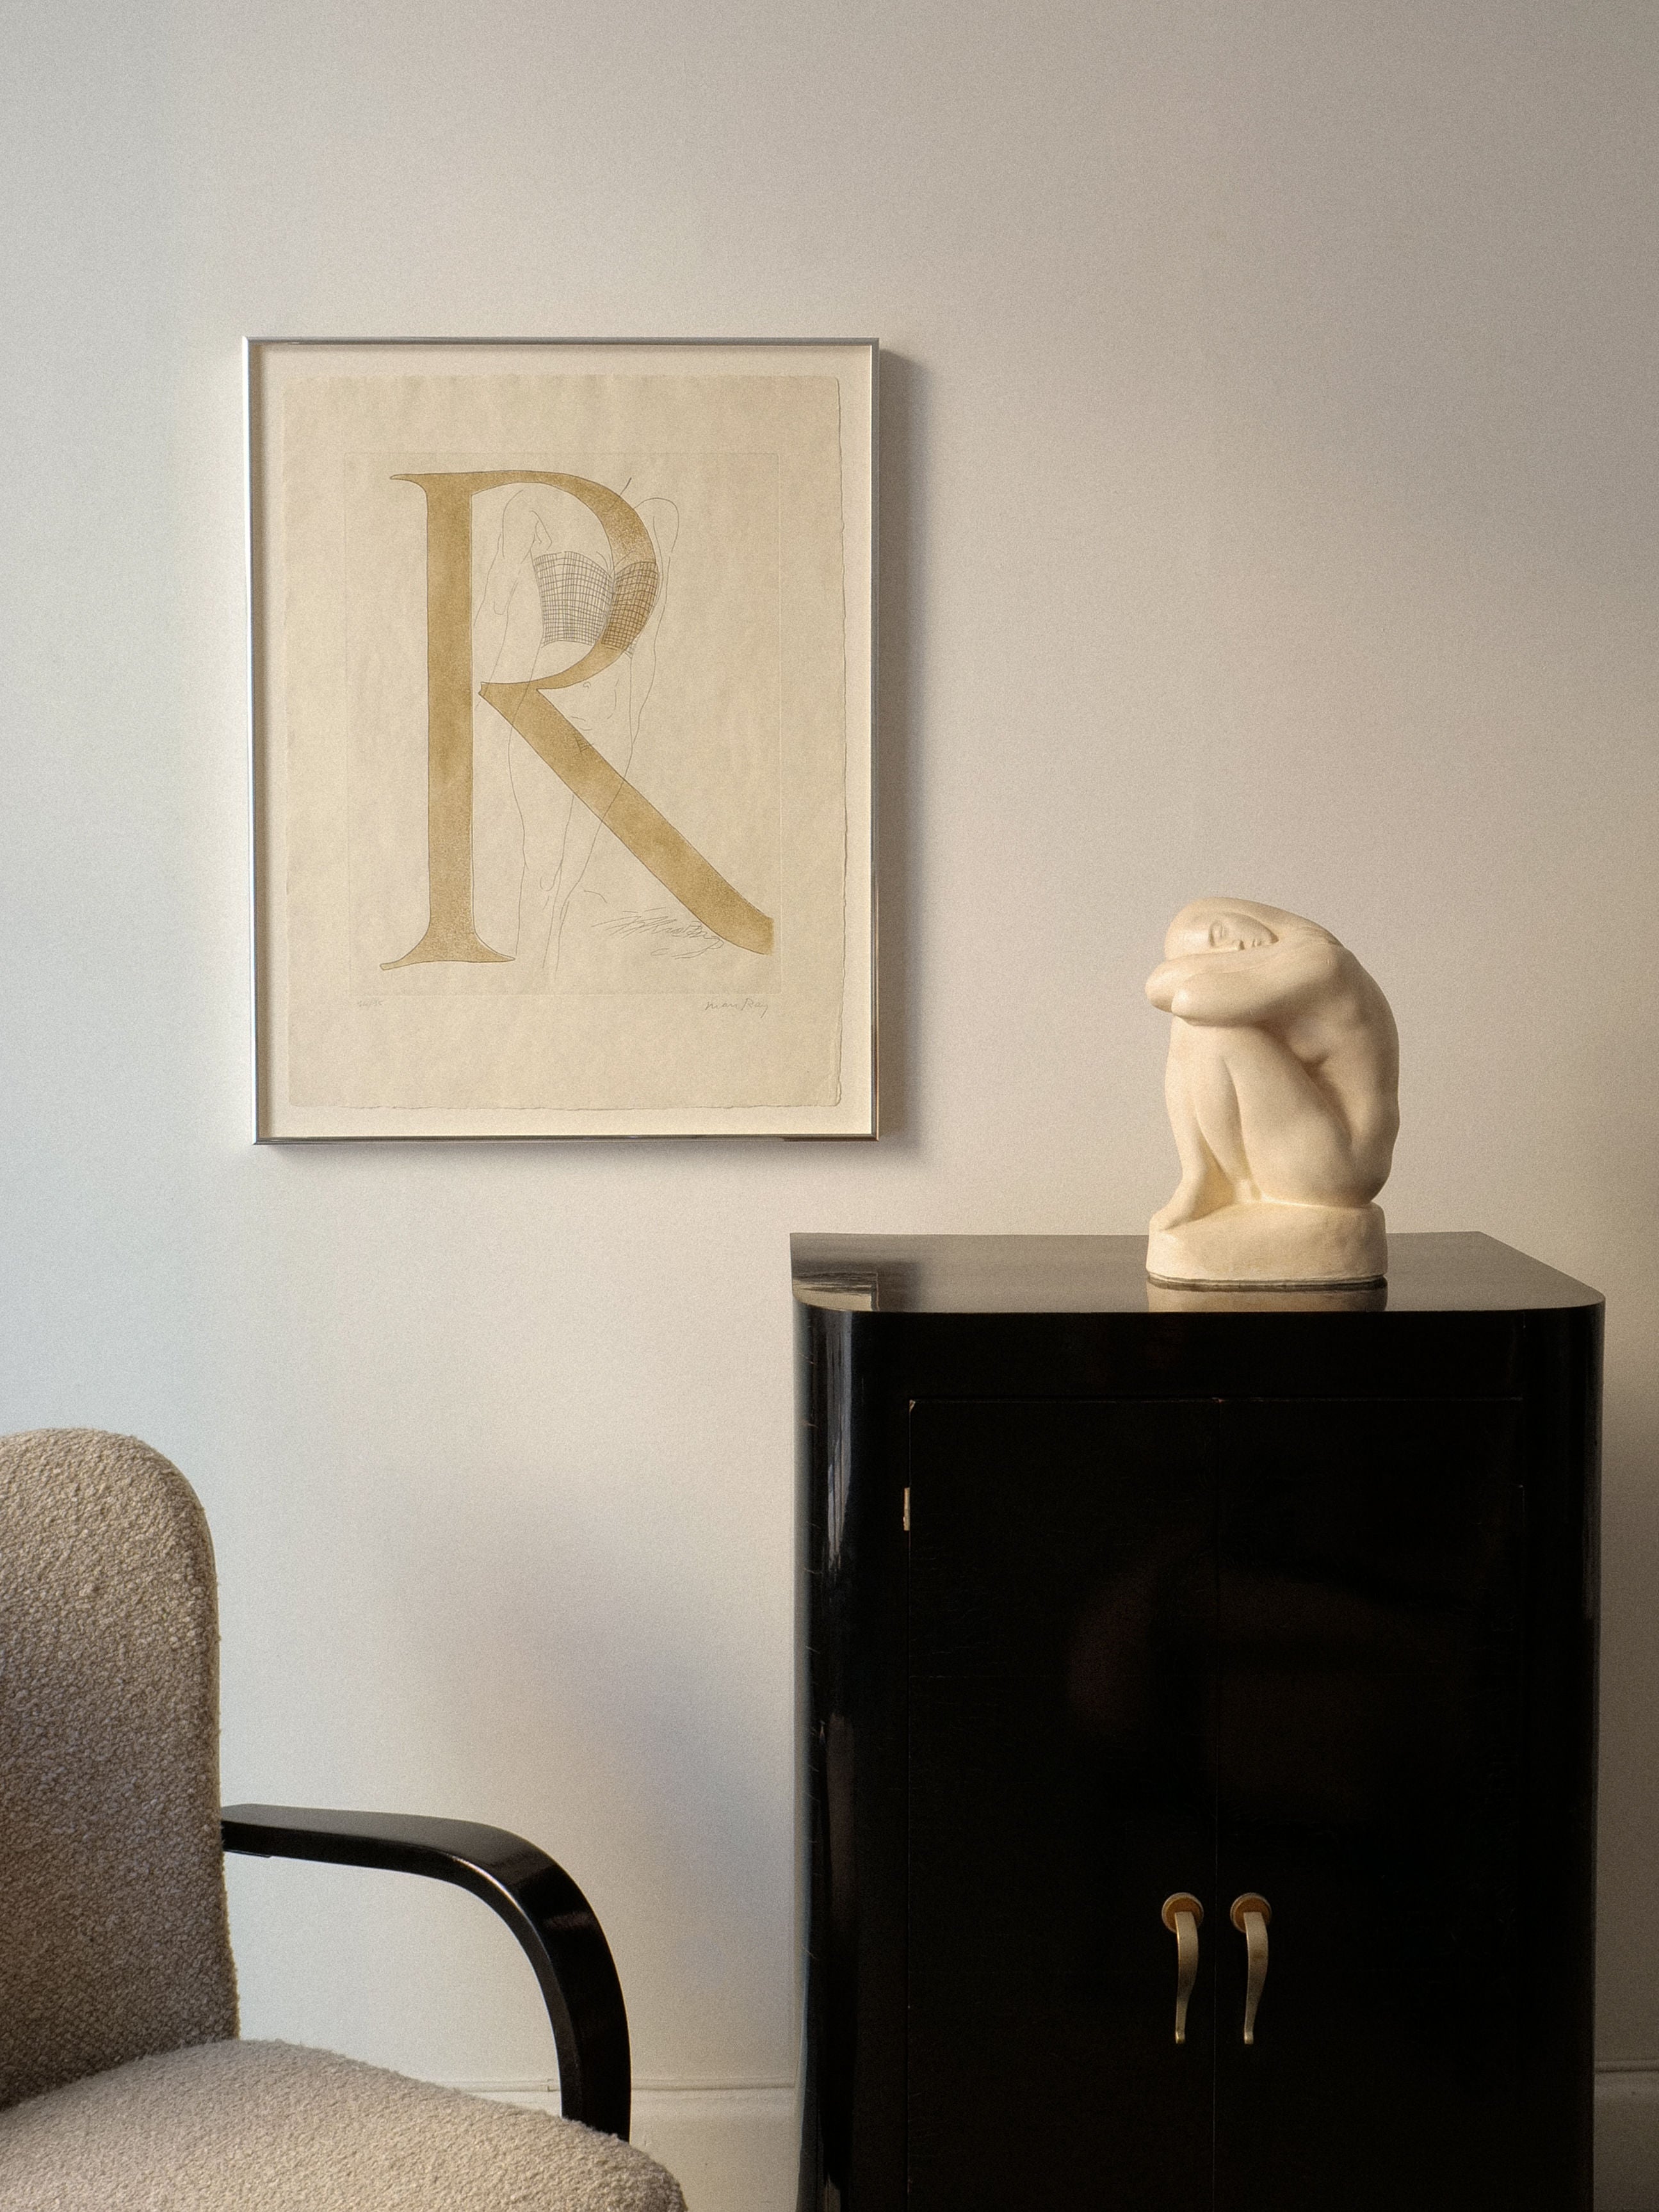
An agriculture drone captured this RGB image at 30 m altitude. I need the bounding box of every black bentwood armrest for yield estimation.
[222,1803,631,2139]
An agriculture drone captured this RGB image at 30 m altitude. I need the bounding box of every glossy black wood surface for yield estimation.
[793,1233,1600,2212]
[1210,1399,1525,2211]
[908,1399,1218,2212]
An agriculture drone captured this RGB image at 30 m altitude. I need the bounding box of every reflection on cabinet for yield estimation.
[793,1235,1600,2212]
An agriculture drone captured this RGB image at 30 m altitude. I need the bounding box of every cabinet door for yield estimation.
[907,1399,1218,2212]
[1213,1398,1526,2212]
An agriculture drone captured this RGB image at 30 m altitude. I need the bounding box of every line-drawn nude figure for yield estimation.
[1144,897,1399,1285]
[472,481,679,986]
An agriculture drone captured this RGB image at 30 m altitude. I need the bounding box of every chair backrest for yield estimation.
[0,1428,238,2108]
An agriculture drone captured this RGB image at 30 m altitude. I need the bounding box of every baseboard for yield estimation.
[1598,2066,1659,2212]
[451,2068,1658,2212]
[456,2078,798,2212]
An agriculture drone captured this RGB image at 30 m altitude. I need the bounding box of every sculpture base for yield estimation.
[1147,1201,1387,1289]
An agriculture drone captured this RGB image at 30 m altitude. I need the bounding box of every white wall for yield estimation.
[4,2,1658,2205]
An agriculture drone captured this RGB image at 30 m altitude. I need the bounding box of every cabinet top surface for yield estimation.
[789,1232,1601,1315]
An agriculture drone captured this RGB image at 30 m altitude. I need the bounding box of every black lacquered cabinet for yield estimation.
[793,1235,1601,2212]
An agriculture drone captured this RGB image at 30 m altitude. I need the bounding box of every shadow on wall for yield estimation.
[388,1455,789,2051]
[874,348,927,1148]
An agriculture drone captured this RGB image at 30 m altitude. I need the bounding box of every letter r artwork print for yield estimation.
[252,342,872,1138]
[386,469,774,990]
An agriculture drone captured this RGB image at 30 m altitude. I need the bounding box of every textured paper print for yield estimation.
[252,348,873,1137]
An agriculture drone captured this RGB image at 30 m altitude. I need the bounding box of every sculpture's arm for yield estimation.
[1146,937,1342,1026]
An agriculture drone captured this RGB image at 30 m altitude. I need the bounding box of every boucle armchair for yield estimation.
[0,1427,686,2212]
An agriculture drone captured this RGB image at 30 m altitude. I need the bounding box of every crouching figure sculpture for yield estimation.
[1145,899,1399,1287]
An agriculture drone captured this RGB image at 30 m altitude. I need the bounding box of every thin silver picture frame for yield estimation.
[247,336,877,1140]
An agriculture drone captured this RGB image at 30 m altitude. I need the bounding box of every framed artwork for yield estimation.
[247,338,875,1138]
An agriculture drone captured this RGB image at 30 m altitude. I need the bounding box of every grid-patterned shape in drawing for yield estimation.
[608,560,658,644]
[533,550,617,645]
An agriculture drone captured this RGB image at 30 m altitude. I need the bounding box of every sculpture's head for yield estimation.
[1204,912,1275,954]
[1164,897,1332,960]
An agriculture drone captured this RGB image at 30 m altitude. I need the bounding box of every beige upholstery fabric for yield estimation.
[0,2040,687,2211]
[0,1429,238,2108]
[0,1428,680,2209]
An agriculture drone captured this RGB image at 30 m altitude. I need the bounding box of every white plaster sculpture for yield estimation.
[1145,899,1399,1288]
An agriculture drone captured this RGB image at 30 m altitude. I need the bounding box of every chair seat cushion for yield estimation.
[0,2039,686,2211]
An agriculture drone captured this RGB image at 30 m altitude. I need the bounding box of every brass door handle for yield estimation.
[1161,1893,1204,2045]
[1230,1894,1272,2045]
